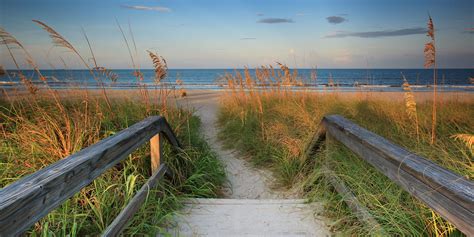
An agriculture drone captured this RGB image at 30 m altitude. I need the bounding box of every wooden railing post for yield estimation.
[323,132,387,235]
[0,116,184,236]
[150,133,163,174]
[321,115,474,235]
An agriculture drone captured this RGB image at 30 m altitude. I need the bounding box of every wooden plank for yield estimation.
[150,133,163,173]
[302,122,326,160]
[0,116,182,236]
[102,164,168,237]
[322,166,387,236]
[322,115,474,235]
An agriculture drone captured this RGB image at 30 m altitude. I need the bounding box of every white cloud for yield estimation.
[121,5,171,12]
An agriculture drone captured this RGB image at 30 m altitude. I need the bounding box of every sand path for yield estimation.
[180,91,292,199]
[166,92,332,236]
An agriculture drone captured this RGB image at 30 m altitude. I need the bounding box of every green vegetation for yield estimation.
[218,68,472,236]
[0,20,220,236]
[0,95,225,236]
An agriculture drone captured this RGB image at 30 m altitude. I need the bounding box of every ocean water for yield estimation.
[1,69,473,92]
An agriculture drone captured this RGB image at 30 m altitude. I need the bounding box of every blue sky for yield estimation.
[0,0,473,69]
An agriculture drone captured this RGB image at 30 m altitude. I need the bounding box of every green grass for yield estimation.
[218,92,472,236]
[0,95,225,236]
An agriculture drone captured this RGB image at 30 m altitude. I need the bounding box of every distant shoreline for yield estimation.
[2,82,474,93]
[2,68,474,71]
[1,68,472,91]
[4,89,474,104]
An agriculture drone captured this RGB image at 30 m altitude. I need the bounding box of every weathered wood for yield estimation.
[102,164,168,237]
[302,122,326,160]
[0,116,182,236]
[150,133,163,173]
[322,115,474,235]
[322,166,387,236]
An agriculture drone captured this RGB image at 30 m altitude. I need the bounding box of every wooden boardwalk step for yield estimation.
[161,198,330,237]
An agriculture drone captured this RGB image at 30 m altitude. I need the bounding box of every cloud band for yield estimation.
[325,27,426,38]
[257,18,294,24]
[121,5,171,12]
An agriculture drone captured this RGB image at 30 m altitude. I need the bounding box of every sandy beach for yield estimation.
[3,88,474,104]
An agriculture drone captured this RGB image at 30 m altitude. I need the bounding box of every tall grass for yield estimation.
[0,21,224,236]
[217,66,472,235]
[0,97,225,235]
[424,15,438,144]
[402,73,420,140]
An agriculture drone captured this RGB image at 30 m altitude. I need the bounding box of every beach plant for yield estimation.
[424,15,437,144]
[147,50,168,83]
[0,20,225,236]
[0,27,40,93]
[0,93,225,236]
[217,67,472,235]
[32,20,113,110]
[82,28,119,83]
[451,134,474,155]
[115,19,153,114]
[402,73,420,140]
[147,50,172,115]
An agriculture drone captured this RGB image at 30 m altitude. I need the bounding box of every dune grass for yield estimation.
[0,94,225,236]
[0,20,222,235]
[217,66,472,236]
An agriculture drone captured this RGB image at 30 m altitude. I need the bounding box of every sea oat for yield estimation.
[33,20,79,55]
[147,50,168,83]
[402,74,420,140]
[93,67,119,82]
[451,134,474,154]
[276,62,291,85]
[0,27,46,81]
[0,27,41,92]
[424,15,437,144]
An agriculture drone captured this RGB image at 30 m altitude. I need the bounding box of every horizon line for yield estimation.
[3,67,474,71]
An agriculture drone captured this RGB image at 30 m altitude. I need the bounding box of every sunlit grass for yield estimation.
[218,66,472,235]
[0,95,225,236]
[0,20,214,235]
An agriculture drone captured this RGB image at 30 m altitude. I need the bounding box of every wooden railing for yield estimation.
[305,115,474,235]
[0,116,182,236]
[1,114,472,236]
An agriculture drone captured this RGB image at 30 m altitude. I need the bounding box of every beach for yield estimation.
[4,88,473,103]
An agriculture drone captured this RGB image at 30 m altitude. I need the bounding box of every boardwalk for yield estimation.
[163,93,330,236]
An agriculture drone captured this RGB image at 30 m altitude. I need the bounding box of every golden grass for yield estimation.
[402,74,420,140]
[147,50,168,83]
[424,15,438,145]
[0,20,224,236]
[218,64,473,235]
[32,20,114,111]
[451,134,474,154]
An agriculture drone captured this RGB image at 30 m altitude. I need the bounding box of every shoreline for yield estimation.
[1,83,473,93]
[3,88,474,103]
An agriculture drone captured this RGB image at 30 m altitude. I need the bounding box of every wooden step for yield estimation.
[162,198,330,237]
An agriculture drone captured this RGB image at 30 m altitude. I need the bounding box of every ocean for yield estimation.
[1,69,473,92]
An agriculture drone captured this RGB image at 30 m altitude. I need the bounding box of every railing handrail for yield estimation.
[1,114,472,235]
[306,114,474,235]
[0,116,182,236]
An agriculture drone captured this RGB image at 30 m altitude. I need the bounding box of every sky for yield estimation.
[0,0,473,69]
